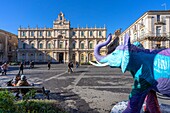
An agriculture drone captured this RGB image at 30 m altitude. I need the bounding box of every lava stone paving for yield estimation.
[0,64,169,113]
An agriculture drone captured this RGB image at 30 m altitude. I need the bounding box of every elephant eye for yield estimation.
[112,53,115,55]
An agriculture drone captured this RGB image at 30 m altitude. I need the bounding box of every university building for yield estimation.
[18,12,107,63]
[119,10,170,49]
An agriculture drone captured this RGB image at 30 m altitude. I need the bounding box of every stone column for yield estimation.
[44,40,47,49]
[35,39,38,49]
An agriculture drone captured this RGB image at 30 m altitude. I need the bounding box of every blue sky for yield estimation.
[0,0,169,35]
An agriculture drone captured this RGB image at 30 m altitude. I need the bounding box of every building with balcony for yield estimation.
[18,12,107,63]
[119,10,170,49]
[0,29,18,63]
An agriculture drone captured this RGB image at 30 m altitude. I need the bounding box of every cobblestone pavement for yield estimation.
[0,64,170,113]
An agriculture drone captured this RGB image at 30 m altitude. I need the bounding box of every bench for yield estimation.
[0,86,50,99]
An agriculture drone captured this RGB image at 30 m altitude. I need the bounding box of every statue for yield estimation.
[90,34,170,113]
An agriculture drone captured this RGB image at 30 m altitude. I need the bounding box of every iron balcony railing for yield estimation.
[132,33,170,42]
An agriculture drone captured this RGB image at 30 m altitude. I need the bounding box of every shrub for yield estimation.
[0,91,16,113]
[0,91,66,113]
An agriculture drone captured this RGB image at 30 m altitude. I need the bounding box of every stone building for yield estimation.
[0,29,18,64]
[119,10,170,49]
[17,12,107,63]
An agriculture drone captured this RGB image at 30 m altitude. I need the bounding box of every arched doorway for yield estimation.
[59,53,63,63]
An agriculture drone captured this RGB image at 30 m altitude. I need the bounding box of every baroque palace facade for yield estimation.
[119,10,170,49]
[18,12,107,63]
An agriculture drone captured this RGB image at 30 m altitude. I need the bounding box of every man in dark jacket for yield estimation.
[68,61,74,73]
[48,61,51,70]
[19,62,24,74]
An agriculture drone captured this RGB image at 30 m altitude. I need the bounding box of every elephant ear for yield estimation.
[121,34,130,73]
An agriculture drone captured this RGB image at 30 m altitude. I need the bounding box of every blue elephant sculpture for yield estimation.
[90,34,170,113]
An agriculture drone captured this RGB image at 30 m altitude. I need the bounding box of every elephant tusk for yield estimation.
[89,61,109,67]
[96,60,101,64]
[96,60,109,66]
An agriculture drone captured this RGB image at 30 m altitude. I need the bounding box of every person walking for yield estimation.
[1,63,8,75]
[48,61,51,70]
[68,61,74,73]
[18,62,24,75]
[76,61,79,68]
[32,61,34,68]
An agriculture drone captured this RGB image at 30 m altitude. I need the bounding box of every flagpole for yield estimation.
[162,3,167,10]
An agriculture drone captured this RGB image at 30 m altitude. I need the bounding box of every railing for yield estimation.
[136,33,168,40]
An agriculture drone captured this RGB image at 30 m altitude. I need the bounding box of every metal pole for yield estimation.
[65,40,67,64]
[86,46,88,63]
[161,3,167,10]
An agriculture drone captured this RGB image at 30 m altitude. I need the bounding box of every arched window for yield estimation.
[22,31,26,36]
[48,43,51,49]
[81,54,84,62]
[48,31,51,37]
[72,32,76,36]
[60,15,62,20]
[31,43,34,49]
[39,31,43,36]
[81,43,84,49]
[90,31,93,36]
[81,31,84,36]
[157,15,160,22]
[30,53,35,60]
[31,31,34,36]
[23,43,26,49]
[59,41,63,48]
[89,42,93,49]
[39,53,43,60]
[39,43,43,49]
[22,53,25,60]
[99,31,102,36]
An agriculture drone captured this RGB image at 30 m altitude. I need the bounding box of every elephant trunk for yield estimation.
[94,34,112,61]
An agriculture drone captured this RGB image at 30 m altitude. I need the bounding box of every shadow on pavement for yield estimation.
[49,91,99,113]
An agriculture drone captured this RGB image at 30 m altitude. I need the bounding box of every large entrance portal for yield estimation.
[59,53,63,63]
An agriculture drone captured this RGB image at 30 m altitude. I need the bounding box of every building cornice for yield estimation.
[120,10,170,36]
[0,29,17,37]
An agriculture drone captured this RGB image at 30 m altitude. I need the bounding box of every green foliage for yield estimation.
[0,91,16,113]
[0,91,67,113]
[22,89,36,101]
